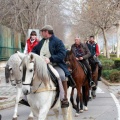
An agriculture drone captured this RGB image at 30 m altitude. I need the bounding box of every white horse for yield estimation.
[5,53,33,120]
[19,52,73,120]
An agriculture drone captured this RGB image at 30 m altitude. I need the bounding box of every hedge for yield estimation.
[101,59,114,70]
[110,71,120,83]
[113,58,120,69]
[102,69,118,80]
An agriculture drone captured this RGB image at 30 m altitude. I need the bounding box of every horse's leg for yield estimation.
[28,111,34,120]
[83,85,89,111]
[53,109,59,120]
[70,87,77,110]
[62,105,72,120]
[13,85,22,120]
[89,88,92,101]
[38,104,51,120]
[79,89,84,113]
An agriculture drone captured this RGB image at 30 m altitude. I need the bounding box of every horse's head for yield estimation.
[19,53,35,95]
[5,53,23,86]
[65,50,75,69]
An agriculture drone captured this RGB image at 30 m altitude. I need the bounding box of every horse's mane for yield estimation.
[68,50,79,65]
[28,53,50,83]
[6,53,22,80]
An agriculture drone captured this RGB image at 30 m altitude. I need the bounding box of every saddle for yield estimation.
[47,65,59,108]
[78,61,88,75]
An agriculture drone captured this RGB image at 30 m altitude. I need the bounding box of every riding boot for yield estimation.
[87,72,96,88]
[61,81,69,108]
[67,75,76,87]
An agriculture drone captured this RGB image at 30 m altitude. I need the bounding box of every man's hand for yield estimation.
[45,58,50,64]
[76,57,79,60]
[79,57,83,60]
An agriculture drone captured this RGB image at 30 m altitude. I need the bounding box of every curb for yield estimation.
[0,100,15,110]
[102,78,120,86]
[0,96,16,110]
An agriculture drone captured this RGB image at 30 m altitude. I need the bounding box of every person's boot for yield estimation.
[68,75,76,87]
[61,81,69,108]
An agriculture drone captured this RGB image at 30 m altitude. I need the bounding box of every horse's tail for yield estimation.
[5,64,10,83]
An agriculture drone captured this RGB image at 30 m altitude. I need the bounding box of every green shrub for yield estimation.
[102,69,118,80]
[110,71,120,83]
[101,59,114,70]
[113,58,120,69]
[110,54,117,58]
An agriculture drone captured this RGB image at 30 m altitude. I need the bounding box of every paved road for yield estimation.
[0,82,119,120]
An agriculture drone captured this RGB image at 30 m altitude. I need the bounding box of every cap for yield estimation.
[41,25,53,31]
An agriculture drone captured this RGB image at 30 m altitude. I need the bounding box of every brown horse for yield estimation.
[65,50,89,116]
[89,57,99,98]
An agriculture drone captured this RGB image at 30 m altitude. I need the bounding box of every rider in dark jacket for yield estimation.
[71,37,95,87]
[86,35,102,81]
[32,25,75,108]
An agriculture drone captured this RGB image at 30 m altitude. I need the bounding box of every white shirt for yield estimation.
[40,39,51,58]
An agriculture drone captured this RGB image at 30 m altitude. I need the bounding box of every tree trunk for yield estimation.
[103,42,106,56]
[102,28,110,58]
[116,21,120,58]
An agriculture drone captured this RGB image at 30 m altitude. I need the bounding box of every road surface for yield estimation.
[0,82,119,120]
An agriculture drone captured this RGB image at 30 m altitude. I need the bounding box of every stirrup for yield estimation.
[90,81,96,88]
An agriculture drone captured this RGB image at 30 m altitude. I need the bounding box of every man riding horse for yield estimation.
[32,25,76,108]
[71,37,95,88]
[86,36,102,81]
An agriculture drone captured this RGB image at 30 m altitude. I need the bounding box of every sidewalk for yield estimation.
[0,68,16,110]
[102,78,120,102]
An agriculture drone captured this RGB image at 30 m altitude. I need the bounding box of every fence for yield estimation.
[0,47,21,60]
[0,25,21,60]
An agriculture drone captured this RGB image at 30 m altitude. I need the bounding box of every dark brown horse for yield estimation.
[89,57,99,98]
[65,50,89,116]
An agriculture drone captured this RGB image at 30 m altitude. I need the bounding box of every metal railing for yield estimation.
[0,47,21,61]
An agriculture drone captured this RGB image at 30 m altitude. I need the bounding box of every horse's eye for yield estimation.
[29,69,33,72]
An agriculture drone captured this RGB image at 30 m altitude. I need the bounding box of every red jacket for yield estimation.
[96,44,100,56]
[27,38,39,53]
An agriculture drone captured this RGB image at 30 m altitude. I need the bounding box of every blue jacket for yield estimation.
[32,35,70,77]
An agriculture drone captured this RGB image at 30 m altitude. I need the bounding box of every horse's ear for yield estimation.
[29,54,35,62]
[17,51,25,60]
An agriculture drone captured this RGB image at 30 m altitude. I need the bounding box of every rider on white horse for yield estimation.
[31,25,76,108]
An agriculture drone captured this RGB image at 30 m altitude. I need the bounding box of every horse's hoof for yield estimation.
[73,105,77,110]
[93,95,96,98]
[27,117,33,120]
[80,109,84,113]
[89,97,92,101]
[84,107,88,111]
[75,113,79,117]
[12,118,17,120]
[28,117,33,120]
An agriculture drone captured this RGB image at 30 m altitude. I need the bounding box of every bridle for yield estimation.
[22,61,43,94]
